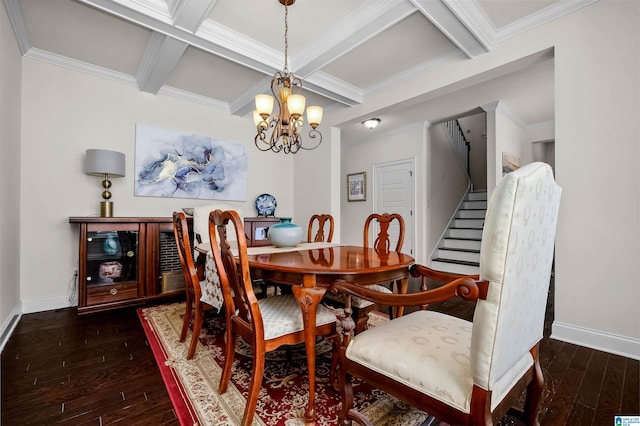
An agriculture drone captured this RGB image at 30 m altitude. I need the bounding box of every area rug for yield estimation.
[138,302,433,426]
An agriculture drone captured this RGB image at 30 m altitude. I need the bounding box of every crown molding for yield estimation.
[3,0,31,54]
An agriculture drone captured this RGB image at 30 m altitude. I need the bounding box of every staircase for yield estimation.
[431,190,487,275]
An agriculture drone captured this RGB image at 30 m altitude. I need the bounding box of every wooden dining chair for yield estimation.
[208,209,338,426]
[173,211,214,360]
[330,162,562,426]
[363,212,405,253]
[353,213,407,330]
[308,213,334,242]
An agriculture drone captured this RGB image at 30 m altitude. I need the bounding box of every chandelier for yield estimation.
[253,0,323,154]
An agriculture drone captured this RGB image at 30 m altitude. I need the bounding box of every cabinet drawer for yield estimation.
[86,281,138,305]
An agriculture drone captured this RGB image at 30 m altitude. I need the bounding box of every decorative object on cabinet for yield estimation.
[84,149,126,217]
[69,216,190,314]
[347,171,366,201]
[134,123,248,201]
[253,0,323,154]
[244,217,280,247]
[255,193,277,217]
[268,218,303,247]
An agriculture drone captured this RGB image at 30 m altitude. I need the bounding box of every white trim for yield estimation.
[552,321,640,361]
[0,305,22,353]
[21,296,75,315]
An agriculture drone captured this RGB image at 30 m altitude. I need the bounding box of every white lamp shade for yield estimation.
[253,110,262,126]
[85,149,125,177]
[255,94,274,116]
[306,106,323,126]
[287,94,305,116]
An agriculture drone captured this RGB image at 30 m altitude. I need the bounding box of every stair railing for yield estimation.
[442,119,472,190]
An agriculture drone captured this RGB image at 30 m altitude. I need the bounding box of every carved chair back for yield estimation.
[308,213,334,242]
[363,212,405,252]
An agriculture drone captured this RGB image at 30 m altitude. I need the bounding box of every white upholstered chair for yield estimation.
[331,162,561,425]
[191,202,245,312]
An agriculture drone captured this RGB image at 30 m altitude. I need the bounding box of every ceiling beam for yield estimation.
[409,0,488,58]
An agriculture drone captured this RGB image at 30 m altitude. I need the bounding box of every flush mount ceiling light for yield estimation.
[253,0,323,154]
[362,118,381,129]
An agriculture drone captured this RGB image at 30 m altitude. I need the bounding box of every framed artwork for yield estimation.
[134,123,247,201]
[347,172,366,202]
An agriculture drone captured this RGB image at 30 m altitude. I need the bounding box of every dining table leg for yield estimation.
[291,275,326,425]
[394,277,409,318]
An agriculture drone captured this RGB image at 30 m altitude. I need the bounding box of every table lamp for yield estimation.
[84,149,125,217]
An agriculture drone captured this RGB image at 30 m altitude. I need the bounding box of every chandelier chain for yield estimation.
[283,5,289,73]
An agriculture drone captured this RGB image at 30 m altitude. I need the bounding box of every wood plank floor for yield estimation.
[2,285,638,425]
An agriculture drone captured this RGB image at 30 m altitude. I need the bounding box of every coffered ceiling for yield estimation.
[5,0,597,138]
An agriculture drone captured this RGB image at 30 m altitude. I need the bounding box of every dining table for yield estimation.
[195,241,415,424]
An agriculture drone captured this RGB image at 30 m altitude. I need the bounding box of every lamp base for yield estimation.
[100,201,113,217]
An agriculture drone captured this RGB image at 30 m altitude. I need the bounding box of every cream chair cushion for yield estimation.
[259,294,337,340]
[347,310,475,412]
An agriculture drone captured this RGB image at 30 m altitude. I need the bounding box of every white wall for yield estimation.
[0,4,23,345]
[19,58,296,313]
[341,123,426,260]
[552,1,639,354]
[334,0,639,358]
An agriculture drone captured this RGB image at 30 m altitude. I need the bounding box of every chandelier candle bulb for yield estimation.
[287,94,305,117]
[255,94,274,118]
[307,106,323,129]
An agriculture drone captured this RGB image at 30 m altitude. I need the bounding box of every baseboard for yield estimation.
[551,321,640,361]
[0,304,22,353]
[21,296,75,314]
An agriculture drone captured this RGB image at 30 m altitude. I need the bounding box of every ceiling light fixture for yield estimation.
[362,118,381,129]
[253,0,322,154]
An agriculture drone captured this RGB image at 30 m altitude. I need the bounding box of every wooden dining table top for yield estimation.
[195,242,415,285]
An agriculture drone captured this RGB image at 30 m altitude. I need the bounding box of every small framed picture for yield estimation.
[347,172,366,202]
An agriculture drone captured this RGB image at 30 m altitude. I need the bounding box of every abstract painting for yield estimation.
[134,124,247,201]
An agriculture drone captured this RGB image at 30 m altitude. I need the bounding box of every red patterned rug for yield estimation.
[138,302,433,426]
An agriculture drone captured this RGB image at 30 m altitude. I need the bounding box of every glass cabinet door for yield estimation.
[86,229,138,285]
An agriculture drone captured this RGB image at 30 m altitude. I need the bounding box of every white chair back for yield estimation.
[472,162,561,407]
[193,203,243,246]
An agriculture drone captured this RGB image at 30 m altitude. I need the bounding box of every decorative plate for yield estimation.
[255,193,277,216]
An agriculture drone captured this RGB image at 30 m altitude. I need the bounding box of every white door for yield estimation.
[373,159,415,255]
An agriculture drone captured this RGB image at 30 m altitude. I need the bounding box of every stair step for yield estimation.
[457,209,486,219]
[465,191,487,201]
[442,238,481,250]
[447,228,483,239]
[431,259,480,275]
[454,218,484,229]
[435,248,480,263]
[462,200,487,209]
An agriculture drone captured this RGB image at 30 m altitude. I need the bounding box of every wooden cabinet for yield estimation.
[69,217,188,314]
[243,217,281,247]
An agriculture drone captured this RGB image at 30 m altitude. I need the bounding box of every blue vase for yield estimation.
[268,218,304,247]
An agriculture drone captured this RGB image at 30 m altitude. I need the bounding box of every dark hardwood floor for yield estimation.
[2,281,638,425]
